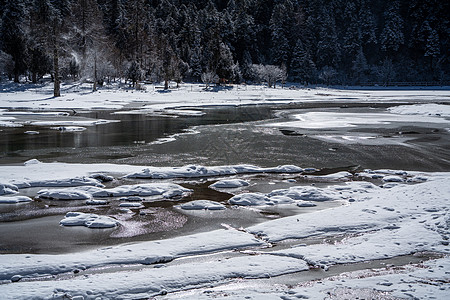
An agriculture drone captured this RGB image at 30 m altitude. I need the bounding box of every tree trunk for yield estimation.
[164,78,169,90]
[32,72,37,84]
[14,70,20,83]
[93,54,97,92]
[53,47,60,97]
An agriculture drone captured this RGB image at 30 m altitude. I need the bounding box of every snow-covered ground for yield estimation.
[0,159,449,299]
[0,83,449,299]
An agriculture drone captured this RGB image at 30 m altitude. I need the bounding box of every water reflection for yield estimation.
[0,106,273,157]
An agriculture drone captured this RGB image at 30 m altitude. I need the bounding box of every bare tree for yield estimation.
[201,71,219,89]
[251,64,286,88]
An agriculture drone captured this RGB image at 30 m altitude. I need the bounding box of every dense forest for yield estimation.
[0,0,448,94]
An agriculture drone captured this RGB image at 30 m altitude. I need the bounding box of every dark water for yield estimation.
[0,106,273,164]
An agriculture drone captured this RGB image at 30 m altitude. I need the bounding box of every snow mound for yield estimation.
[92,183,192,199]
[268,186,343,202]
[228,193,273,206]
[60,212,119,228]
[37,189,92,200]
[178,200,226,210]
[23,159,41,165]
[209,179,250,188]
[0,195,33,204]
[125,164,303,179]
[30,176,104,188]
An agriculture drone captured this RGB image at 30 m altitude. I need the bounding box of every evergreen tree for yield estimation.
[380,0,404,53]
[290,39,316,84]
[0,0,29,82]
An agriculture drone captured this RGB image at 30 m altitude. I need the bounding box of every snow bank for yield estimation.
[125,164,303,179]
[0,229,265,280]
[178,200,226,210]
[0,254,307,300]
[60,212,119,228]
[209,179,250,188]
[0,195,33,204]
[388,103,450,117]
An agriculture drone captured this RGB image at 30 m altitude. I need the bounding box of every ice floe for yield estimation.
[178,200,226,210]
[60,212,119,228]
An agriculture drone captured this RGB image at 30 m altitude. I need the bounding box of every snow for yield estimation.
[268,185,345,202]
[0,183,18,195]
[92,183,192,198]
[388,103,450,117]
[60,212,119,228]
[209,179,250,188]
[228,193,273,206]
[37,188,92,200]
[0,229,265,281]
[0,254,308,300]
[0,195,32,204]
[267,111,449,129]
[178,200,226,210]
[119,202,144,208]
[125,164,304,179]
[248,175,450,244]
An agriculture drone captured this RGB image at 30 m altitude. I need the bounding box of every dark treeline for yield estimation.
[0,0,448,94]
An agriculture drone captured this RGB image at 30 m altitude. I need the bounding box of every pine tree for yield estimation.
[0,0,29,82]
[290,39,316,84]
[380,0,404,52]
